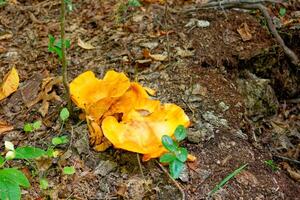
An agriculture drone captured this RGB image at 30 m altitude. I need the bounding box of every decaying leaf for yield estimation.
[0,67,19,101]
[70,70,190,160]
[143,49,168,61]
[78,37,95,50]
[0,120,13,135]
[28,76,62,116]
[237,23,252,41]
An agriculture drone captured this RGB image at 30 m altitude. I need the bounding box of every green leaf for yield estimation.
[161,135,177,152]
[174,125,187,142]
[208,163,248,196]
[169,159,185,179]
[60,107,70,121]
[23,123,33,132]
[0,178,21,200]
[52,136,69,146]
[32,121,42,130]
[128,0,141,7]
[63,166,75,175]
[159,152,176,163]
[64,0,73,12]
[39,178,49,190]
[279,7,286,17]
[0,168,30,188]
[0,156,4,166]
[15,146,46,159]
[55,39,71,49]
[175,147,188,162]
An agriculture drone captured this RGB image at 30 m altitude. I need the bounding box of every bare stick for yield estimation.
[60,0,72,111]
[240,4,299,66]
[155,160,186,200]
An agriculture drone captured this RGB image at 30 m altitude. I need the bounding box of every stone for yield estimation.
[94,160,117,176]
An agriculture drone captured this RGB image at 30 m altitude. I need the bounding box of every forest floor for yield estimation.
[0,0,300,199]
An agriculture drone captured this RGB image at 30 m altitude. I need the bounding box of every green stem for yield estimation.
[60,0,72,112]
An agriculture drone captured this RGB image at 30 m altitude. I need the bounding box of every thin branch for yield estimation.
[60,0,72,112]
[240,4,299,66]
[155,160,186,200]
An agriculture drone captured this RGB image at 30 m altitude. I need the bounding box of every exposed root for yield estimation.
[183,0,300,67]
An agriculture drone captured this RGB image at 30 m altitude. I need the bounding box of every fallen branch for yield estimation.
[183,0,299,67]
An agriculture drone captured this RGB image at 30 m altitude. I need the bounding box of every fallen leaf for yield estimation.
[176,47,194,58]
[143,49,168,61]
[78,37,95,50]
[0,32,13,40]
[27,76,62,116]
[237,23,252,41]
[0,67,19,101]
[0,120,13,135]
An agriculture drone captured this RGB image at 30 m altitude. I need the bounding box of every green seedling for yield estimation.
[0,141,47,200]
[208,163,248,196]
[264,159,279,171]
[60,107,70,122]
[63,166,75,175]
[128,0,141,7]
[0,0,6,6]
[279,7,286,17]
[52,136,69,146]
[48,34,70,60]
[159,125,188,179]
[23,120,42,133]
[64,0,73,12]
[39,178,49,190]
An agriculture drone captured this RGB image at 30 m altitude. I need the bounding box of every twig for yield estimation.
[240,4,299,66]
[183,1,299,67]
[60,0,72,112]
[164,2,171,63]
[136,153,145,179]
[155,160,186,200]
[274,155,300,165]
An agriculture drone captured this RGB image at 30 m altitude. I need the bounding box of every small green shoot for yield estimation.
[63,166,75,175]
[128,0,141,7]
[279,7,286,17]
[52,136,69,146]
[48,34,70,60]
[264,160,279,171]
[39,178,49,190]
[159,125,189,179]
[208,163,248,196]
[60,107,70,122]
[64,0,73,12]
[23,120,42,133]
[0,0,6,6]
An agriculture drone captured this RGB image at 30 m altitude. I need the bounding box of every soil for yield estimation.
[0,0,300,199]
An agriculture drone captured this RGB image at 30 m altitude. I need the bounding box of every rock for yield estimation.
[187,122,214,143]
[191,83,207,96]
[179,165,189,182]
[202,111,228,127]
[94,160,117,176]
[236,72,279,120]
[185,18,210,28]
[218,101,229,112]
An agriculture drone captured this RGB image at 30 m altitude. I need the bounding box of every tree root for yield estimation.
[183,0,300,67]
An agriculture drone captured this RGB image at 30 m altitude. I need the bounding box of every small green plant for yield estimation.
[0,0,6,6]
[23,120,42,133]
[48,34,70,60]
[279,7,286,17]
[60,107,70,122]
[159,125,188,179]
[128,0,141,7]
[0,141,47,200]
[39,178,49,190]
[52,135,69,146]
[208,163,248,196]
[64,0,73,12]
[264,159,279,171]
[63,166,75,175]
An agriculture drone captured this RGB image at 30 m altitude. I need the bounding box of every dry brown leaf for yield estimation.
[0,67,19,101]
[0,120,13,135]
[28,76,62,116]
[237,23,252,41]
[0,32,13,40]
[78,37,95,50]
